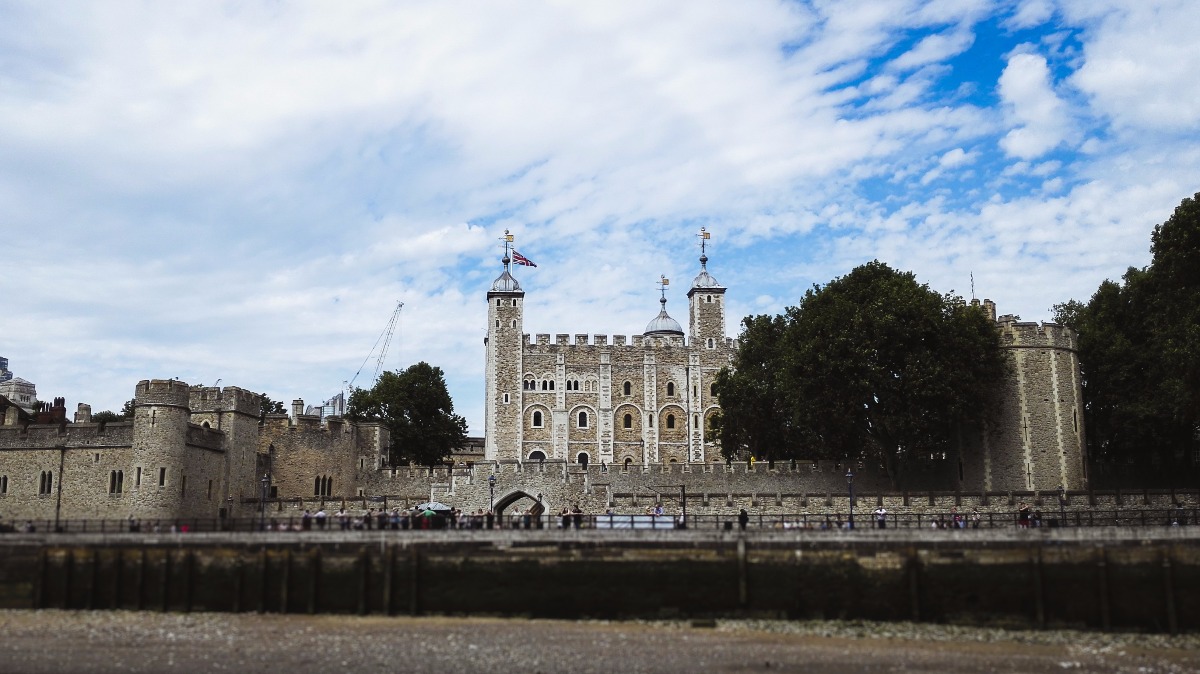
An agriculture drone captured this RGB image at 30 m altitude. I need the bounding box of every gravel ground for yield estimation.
[0,610,1196,674]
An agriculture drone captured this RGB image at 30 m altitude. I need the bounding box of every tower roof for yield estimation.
[490,260,523,293]
[689,227,724,293]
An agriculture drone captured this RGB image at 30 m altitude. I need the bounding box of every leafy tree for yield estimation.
[90,398,136,423]
[714,261,1007,486]
[346,362,468,467]
[1054,191,1200,473]
[259,395,286,418]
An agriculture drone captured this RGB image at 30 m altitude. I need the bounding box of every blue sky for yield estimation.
[4,0,1198,434]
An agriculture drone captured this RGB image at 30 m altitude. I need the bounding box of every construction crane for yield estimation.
[348,300,404,391]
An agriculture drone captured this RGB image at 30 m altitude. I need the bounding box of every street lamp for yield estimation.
[260,473,270,532]
[1058,484,1066,527]
[846,469,855,530]
[488,473,496,511]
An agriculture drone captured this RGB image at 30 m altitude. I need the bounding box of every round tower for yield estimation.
[128,379,193,519]
[485,243,526,460]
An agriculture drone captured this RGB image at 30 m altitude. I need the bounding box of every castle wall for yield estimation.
[255,414,386,506]
[0,422,135,521]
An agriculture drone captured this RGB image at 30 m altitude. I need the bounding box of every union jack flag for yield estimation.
[512,250,537,267]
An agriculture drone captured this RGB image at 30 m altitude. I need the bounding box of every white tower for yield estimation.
[484,231,526,460]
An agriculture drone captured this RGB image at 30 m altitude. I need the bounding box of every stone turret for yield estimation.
[485,247,527,461]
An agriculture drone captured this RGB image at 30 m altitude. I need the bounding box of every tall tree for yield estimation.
[714,261,1007,486]
[346,362,468,466]
[259,395,286,418]
[1054,191,1200,474]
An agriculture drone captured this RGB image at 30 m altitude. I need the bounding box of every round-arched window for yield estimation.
[623,413,632,429]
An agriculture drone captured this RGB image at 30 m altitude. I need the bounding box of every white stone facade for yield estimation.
[484,248,736,466]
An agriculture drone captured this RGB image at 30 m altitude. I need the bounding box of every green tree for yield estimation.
[1054,191,1200,473]
[259,395,286,418]
[714,261,1008,486]
[346,362,468,466]
[90,398,136,423]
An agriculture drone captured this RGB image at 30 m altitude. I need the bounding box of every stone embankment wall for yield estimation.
[0,529,1195,632]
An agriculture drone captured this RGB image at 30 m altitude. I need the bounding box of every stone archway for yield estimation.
[493,490,548,529]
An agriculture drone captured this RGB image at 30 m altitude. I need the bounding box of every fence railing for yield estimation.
[1,507,1194,535]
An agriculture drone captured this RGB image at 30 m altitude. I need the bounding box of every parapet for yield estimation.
[189,385,263,416]
[996,317,1078,350]
[135,379,192,408]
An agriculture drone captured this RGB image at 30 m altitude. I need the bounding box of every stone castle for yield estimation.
[0,232,1088,523]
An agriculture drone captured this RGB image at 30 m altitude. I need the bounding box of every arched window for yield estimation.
[623,413,632,429]
[648,414,654,427]
[529,450,547,461]
[109,470,123,494]
[707,338,714,349]
[0,475,7,495]
[577,452,589,468]
[623,381,632,396]
[667,382,675,397]
[578,411,589,428]
[39,470,53,495]
[532,410,543,427]
[314,476,322,496]
[667,414,675,429]
[710,382,717,396]
[624,457,633,469]
[694,414,699,428]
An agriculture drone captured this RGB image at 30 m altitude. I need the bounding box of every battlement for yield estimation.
[189,385,263,416]
[185,423,225,451]
[0,420,134,449]
[996,317,1077,350]
[523,333,698,350]
[134,379,192,408]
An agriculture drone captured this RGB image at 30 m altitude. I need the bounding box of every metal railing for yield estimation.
[0,507,1193,535]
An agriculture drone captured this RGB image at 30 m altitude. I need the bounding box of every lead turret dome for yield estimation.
[644,296,684,336]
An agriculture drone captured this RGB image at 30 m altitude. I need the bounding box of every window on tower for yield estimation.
[623,414,632,429]
[667,382,675,397]
[623,381,632,396]
[532,410,543,427]
[578,411,588,428]
[667,414,675,429]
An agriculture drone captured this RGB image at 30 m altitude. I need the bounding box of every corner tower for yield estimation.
[484,231,526,460]
[687,227,726,348]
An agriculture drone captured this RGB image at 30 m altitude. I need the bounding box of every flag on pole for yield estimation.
[512,250,537,267]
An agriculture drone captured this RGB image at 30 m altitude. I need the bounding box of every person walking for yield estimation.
[874,506,887,530]
[738,508,749,531]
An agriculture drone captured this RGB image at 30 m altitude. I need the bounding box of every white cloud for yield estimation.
[4,1,1200,436]
[997,52,1072,158]
[1005,0,1055,30]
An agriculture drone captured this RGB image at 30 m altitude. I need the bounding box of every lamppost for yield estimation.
[488,473,496,511]
[259,473,270,531]
[846,469,855,530]
[1058,484,1066,527]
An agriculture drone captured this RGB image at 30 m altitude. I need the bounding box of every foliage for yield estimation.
[90,398,136,423]
[346,361,468,467]
[1053,191,1200,470]
[259,395,286,418]
[713,260,1008,485]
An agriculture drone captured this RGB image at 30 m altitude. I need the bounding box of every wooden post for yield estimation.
[161,550,171,612]
[1097,548,1111,631]
[736,538,748,608]
[183,550,194,613]
[136,549,146,611]
[280,549,291,614]
[409,546,420,616]
[383,544,394,616]
[908,548,921,621]
[1163,551,1178,635]
[356,550,368,615]
[61,549,74,610]
[308,548,320,614]
[113,549,124,610]
[258,548,268,614]
[1032,547,1045,628]
[232,555,243,613]
[87,548,99,610]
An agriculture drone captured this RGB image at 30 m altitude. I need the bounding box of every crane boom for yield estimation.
[348,301,404,391]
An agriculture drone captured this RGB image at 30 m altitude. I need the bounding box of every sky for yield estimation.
[4,0,1199,434]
